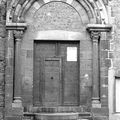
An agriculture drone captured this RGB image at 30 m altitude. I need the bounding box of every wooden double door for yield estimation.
[34,41,79,107]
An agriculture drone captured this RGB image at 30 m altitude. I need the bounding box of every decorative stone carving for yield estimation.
[90,31,101,41]
[0,4,6,21]
[14,30,24,41]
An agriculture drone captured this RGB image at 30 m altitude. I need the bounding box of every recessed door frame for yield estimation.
[33,40,80,106]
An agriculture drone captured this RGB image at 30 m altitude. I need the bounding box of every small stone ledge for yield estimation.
[86,24,112,32]
[6,22,27,30]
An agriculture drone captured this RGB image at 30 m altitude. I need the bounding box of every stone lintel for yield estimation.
[6,22,27,30]
[86,24,112,32]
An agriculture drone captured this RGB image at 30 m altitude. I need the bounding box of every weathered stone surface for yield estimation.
[6,116,22,120]
[92,107,109,116]
[100,40,110,50]
[30,2,83,32]
[0,0,119,120]
[93,116,108,120]
[0,1,5,120]
[0,24,6,37]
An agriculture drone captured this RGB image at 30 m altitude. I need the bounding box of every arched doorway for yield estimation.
[5,0,112,120]
[21,0,92,111]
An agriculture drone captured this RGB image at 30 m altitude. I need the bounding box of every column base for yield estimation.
[12,97,23,115]
[12,97,22,107]
[92,97,101,108]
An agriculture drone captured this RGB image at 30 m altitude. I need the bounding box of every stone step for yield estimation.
[25,106,91,113]
[23,112,93,120]
[35,113,78,120]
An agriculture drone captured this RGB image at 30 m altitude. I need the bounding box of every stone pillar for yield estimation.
[13,30,23,108]
[91,31,101,107]
[86,24,112,108]
[5,30,14,116]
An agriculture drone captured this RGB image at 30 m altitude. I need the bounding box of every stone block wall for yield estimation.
[0,0,116,120]
[108,0,120,120]
[109,0,120,75]
[0,0,6,120]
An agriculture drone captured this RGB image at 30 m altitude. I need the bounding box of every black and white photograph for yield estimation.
[0,0,119,120]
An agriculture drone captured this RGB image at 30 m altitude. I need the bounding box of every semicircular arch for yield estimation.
[8,0,97,24]
[7,0,109,24]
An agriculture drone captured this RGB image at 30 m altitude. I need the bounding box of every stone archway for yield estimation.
[5,0,112,120]
[20,0,93,110]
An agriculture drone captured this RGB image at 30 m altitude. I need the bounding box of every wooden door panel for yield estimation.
[34,42,56,106]
[60,42,79,105]
[64,62,78,105]
[34,41,79,106]
[44,58,61,106]
[35,41,56,58]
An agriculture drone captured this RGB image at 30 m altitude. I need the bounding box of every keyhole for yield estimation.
[51,77,54,80]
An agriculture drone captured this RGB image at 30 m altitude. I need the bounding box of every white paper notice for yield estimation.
[67,47,77,61]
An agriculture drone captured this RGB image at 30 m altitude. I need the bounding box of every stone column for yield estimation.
[13,30,23,107]
[86,24,112,108]
[91,31,101,107]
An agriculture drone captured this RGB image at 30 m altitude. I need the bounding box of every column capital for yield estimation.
[14,30,24,41]
[90,31,101,42]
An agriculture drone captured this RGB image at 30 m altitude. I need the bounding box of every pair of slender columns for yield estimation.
[13,30,101,106]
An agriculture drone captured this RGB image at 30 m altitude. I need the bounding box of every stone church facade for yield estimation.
[0,0,120,120]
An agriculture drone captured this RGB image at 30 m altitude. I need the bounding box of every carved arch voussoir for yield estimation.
[8,0,108,24]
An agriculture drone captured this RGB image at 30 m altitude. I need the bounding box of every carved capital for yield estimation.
[14,30,24,41]
[90,31,100,42]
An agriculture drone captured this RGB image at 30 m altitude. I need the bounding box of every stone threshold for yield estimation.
[23,112,92,117]
[23,112,93,120]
